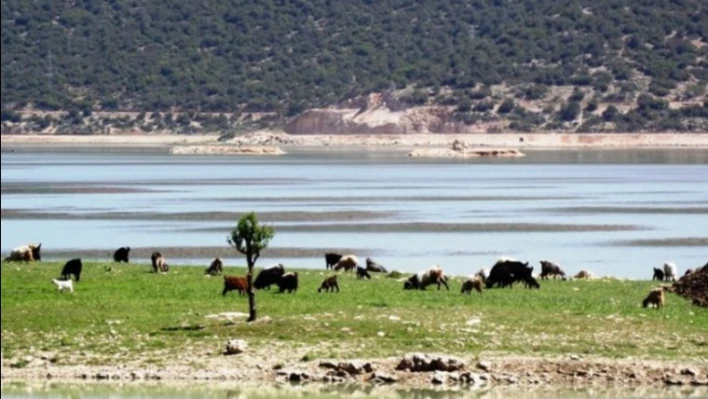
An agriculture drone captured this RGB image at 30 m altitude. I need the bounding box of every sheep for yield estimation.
[539,260,566,280]
[222,275,248,296]
[652,267,665,281]
[574,269,594,280]
[333,255,359,272]
[113,246,130,263]
[324,252,343,269]
[60,258,83,282]
[365,258,388,273]
[404,266,449,291]
[461,276,483,295]
[253,263,285,290]
[151,252,168,273]
[318,275,339,293]
[663,262,678,282]
[277,272,298,293]
[642,287,666,309]
[4,243,42,263]
[205,257,223,276]
[52,278,73,293]
[356,266,371,279]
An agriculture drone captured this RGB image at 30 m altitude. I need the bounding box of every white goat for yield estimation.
[663,262,678,282]
[52,278,73,293]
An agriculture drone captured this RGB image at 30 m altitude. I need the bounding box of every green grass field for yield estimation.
[1,261,706,365]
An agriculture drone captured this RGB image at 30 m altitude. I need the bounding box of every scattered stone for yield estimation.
[95,372,110,380]
[318,361,338,370]
[681,368,698,376]
[371,372,398,384]
[338,361,364,375]
[663,375,685,386]
[288,371,310,382]
[224,339,247,355]
[569,355,581,360]
[431,373,445,384]
[690,379,708,386]
[322,375,346,384]
[477,361,491,372]
[396,353,465,372]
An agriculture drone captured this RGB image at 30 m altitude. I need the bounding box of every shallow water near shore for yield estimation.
[1,148,707,278]
[2,381,706,399]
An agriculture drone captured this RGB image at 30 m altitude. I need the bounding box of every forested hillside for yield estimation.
[1,0,707,133]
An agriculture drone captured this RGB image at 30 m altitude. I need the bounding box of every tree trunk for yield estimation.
[246,262,257,322]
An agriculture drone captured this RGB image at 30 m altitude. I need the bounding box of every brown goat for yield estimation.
[222,275,248,296]
[461,276,483,295]
[642,287,665,309]
[318,275,340,293]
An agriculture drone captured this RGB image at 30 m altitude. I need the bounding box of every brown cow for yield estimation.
[222,275,248,296]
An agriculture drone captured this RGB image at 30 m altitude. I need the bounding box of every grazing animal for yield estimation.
[523,275,541,289]
[205,257,223,276]
[365,258,388,273]
[642,287,666,309]
[652,267,665,281]
[356,266,371,279]
[663,262,678,282]
[475,268,490,283]
[461,276,483,295]
[574,269,594,280]
[318,275,340,293]
[113,246,130,263]
[4,243,42,262]
[486,258,534,289]
[324,252,343,269]
[52,278,73,293]
[151,252,168,273]
[253,263,285,290]
[277,272,298,293]
[404,266,449,290]
[539,260,566,280]
[333,255,359,272]
[222,275,248,296]
[60,258,83,282]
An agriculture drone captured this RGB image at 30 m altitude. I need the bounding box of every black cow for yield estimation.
[325,253,343,269]
[113,246,130,263]
[60,258,83,282]
[357,266,371,279]
[486,259,534,289]
[366,258,388,273]
[254,264,285,290]
[277,272,298,293]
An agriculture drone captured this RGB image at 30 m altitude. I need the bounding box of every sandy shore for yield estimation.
[2,349,707,390]
[2,132,708,152]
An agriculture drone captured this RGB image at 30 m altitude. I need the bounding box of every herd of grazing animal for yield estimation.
[1,243,696,309]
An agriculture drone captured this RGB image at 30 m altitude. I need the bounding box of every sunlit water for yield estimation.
[2,381,706,399]
[2,148,707,279]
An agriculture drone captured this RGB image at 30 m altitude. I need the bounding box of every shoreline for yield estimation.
[2,352,707,389]
[2,132,708,153]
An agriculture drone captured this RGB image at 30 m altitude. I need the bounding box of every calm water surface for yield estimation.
[2,382,706,399]
[1,148,707,279]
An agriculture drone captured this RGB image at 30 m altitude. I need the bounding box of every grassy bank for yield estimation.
[1,261,706,368]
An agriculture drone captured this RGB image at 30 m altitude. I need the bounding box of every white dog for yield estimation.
[52,278,73,293]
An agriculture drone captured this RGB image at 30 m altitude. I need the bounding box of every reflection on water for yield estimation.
[2,381,707,399]
[2,149,707,279]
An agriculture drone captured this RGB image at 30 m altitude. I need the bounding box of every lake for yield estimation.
[1,148,707,279]
[2,381,705,399]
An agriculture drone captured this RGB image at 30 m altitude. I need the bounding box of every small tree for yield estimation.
[227,212,275,322]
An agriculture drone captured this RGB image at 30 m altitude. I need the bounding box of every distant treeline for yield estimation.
[1,0,707,132]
